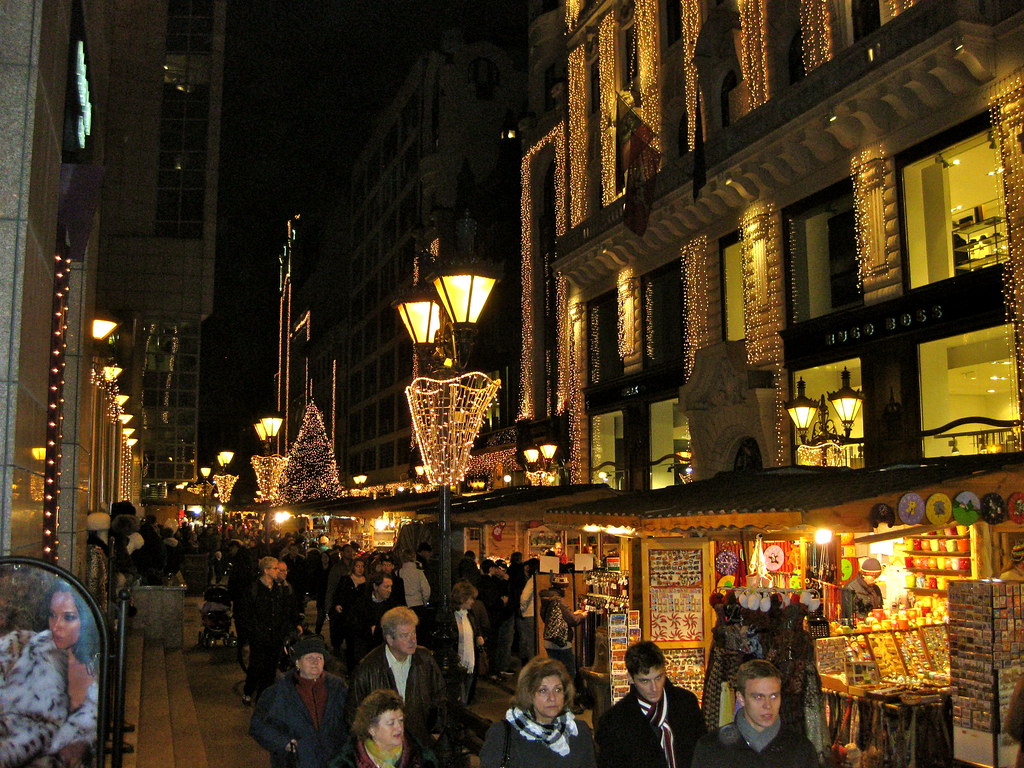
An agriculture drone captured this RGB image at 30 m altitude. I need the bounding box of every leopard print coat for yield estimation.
[0,630,67,768]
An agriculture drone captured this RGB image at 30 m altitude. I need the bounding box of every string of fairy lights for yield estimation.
[739,0,769,110]
[568,44,589,228]
[681,235,710,378]
[799,0,833,74]
[519,122,567,421]
[568,301,586,483]
[990,72,1024,418]
[617,268,638,359]
[634,0,660,150]
[565,0,583,33]
[681,0,701,151]
[556,273,571,414]
[43,253,71,561]
[599,13,618,205]
[851,148,886,290]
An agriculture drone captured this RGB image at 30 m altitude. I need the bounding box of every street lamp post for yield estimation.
[199,466,211,529]
[394,229,500,765]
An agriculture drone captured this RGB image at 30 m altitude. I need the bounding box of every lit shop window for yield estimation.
[590,411,625,489]
[721,236,745,341]
[902,130,1005,288]
[919,325,1019,457]
[791,358,864,469]
[649,399,691,489]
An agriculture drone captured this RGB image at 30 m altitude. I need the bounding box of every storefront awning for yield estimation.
[412,484,626,526]
[550,454,1024,536]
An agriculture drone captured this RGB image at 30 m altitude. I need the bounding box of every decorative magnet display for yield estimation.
[953,491,981,526]
[980,492,1006,525]
[714,549,739,576]
[1008,492,1024,525]
[925,493,953,525]
[898,492,925,525]
[763,544,785,571]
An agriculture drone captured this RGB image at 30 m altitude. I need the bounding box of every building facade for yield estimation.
[519,0,1024,490]
[278,31,526,491]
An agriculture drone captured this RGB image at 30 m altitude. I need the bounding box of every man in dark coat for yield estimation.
[250,636,348,768]
[597,641,705,768]
[346,606,446,748]
[238,557,295,704]
[841,557,884,620]
[347,571,396,662]
[690,660,818,768]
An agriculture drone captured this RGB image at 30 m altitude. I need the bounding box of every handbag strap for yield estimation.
[499,719,512,768]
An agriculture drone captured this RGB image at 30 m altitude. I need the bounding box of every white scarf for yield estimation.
[455,609,475,672]
[505,706,578,756]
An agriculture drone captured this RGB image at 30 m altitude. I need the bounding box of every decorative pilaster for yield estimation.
[617,268,641,370]
[568,44,589,228]
[739,0,770,109]
[682,235,712,378]
[599,14,618,205]
[852,149,902,297]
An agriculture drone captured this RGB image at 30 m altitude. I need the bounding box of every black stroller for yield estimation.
[198,585,237,647]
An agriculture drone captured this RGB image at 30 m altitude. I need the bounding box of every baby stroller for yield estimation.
[198,585,237,647]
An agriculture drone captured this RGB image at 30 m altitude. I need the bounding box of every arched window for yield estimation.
[852,0,881,40]
[788,31,805,85]
[720,71,738,128]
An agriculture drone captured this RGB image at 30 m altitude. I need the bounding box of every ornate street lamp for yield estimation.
[252,415,287,506]
[828,367,865,438]
[785,370,865,467]
[784,378,819,443]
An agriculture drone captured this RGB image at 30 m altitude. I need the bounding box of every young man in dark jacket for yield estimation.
[690,659,818,768]
[596,641,704,768]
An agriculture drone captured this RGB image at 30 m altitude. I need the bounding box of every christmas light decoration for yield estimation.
[43,252,71,562]
[467,447,518,480]
[567,301,587,483]
[278,401,341,502]
[519,122,567,421]
[406,372,501,486]
[119,432,132,501]
[617,268,638,359]
[252,454,288,504]
[796,442,845,467]
[681,236,711,377]
[681,0,701,151]
[740,204,787,464]
[568,44,589,228]
[991,73,1024,417]
[565,0,584,30]
[214,473,238,503]
[739,0,770,109]
[885,0,919,17]
[851,148,889,290]
[799,0,833,74]
[634,0,660,150]
[599,13,618,205]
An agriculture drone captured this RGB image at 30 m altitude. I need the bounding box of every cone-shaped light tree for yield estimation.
[277,401,341,502]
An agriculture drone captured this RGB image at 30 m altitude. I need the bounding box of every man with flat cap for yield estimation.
[842,557,884,620]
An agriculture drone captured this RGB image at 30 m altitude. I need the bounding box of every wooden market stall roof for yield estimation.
[548,454,1024,536]
[412,483,628,526]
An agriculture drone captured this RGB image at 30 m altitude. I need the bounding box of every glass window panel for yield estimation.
[590,411,625,489]
[642,263,683,365]
[919,324,1019,456]
[649,399,691,489]
[721,237,745,341]
[588,292,623,383]
[903,131,1005,288]
[791,358,864,468]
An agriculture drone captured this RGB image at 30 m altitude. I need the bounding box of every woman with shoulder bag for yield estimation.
[478,656,596,768]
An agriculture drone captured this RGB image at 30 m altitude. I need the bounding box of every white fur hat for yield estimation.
[86,512,111,532]
[126,531,145,554]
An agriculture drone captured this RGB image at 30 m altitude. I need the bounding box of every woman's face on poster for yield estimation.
[48,591,81,650]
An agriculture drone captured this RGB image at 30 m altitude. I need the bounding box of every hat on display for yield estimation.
[1011,541,1024,563]
[292,636,329,661]
[860,557,883,574]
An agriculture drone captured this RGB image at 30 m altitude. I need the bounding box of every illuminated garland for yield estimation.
[740,204,786,465]
[568,44,589,228]
[681,235,710,377]
[565,0,583,31]
[119,433,132,501]
[556,273,571,413]
[885,0,919,17]
[252,455,288,504]
[739,0,769,109]
[617,268,638,359]
[44,253,70,562]
[599,14,618,205]
[635,0,661,151]
[991,74,1024,418]
[851,149,881,290]
[799,0,833,74]
[568,302,586,483]
[467,447,518,479]
[681,0,701,150]
[519,122,567,421]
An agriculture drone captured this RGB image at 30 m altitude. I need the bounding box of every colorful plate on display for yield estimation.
[715,549,739,576]
[926,493,953,525]
[841,558,855,582]
[953,491,981,526]
[898,492,925,525]
[1009,492,1024,525]
[716,575,736,590]
[981,493,1007,525]
[763,544,785,572]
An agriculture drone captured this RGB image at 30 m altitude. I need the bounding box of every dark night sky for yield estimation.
[199,1,527,474]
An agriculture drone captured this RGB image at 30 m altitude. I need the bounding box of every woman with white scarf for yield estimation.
[451,580,485,705]
[478,656,596,768]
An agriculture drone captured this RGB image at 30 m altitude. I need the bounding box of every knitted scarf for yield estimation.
[637,693,676,768]
[505,706,578,756]
[735,707,781,753]
[361,738,403,768]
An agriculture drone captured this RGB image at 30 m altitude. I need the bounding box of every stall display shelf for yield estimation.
[910,568,968,577]
[908,587,947,597]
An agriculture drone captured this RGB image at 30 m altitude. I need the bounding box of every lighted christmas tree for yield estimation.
[277,401,341,502]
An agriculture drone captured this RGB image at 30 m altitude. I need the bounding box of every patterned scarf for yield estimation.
[505,706,578,756]
[637,693,676,768]
[360,738,404,768]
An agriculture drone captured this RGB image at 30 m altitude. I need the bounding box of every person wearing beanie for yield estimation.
[250,635,348,768]
[1000,542,1024,582]
[841,557,884,620]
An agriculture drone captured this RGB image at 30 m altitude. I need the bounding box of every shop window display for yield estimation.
[590,410,625,488]
[791,358,864,467]
[720,235,744,341]
[902,129,1006,288]
[918,324,1019,457]
[648,398,691,488]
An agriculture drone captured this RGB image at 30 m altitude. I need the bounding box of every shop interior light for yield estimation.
[815,528,834,545]
[31,447,47,461]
